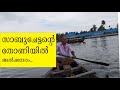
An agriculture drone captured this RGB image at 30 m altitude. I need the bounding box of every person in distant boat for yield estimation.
[79,37,86,44]
[56,34,76,71]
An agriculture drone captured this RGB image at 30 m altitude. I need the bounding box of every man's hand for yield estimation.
[71,51,76,59]
[72,55,76,59]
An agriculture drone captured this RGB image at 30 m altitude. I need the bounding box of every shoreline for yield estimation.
[57,33,118,43]
[85,33,118,39]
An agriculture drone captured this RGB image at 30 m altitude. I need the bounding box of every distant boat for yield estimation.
[67,37,85,44]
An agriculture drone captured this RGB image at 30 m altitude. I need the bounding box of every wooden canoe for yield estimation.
[43,59,98,78]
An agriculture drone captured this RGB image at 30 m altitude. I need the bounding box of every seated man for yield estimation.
[56,34,76,71]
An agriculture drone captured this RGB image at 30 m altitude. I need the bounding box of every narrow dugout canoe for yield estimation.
[44,59,98,78]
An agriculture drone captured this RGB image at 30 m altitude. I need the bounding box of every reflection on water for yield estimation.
[91,37,107,49]
[0,35,119,78]
[71,35,119,78]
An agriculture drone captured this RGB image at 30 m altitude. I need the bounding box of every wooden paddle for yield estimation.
[57,54,109,66]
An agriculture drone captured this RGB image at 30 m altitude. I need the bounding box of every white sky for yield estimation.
[0,12,118,33]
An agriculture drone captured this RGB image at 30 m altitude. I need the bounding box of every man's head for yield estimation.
[61,34,68,45]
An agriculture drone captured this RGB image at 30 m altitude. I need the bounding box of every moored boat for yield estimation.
[67,37,85,44]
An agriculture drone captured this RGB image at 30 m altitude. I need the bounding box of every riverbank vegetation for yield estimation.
[56,20,118,42]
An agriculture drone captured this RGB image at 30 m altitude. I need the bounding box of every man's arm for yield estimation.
[68,44,76,58]
[57,45,60,55]
[57,45,63,56]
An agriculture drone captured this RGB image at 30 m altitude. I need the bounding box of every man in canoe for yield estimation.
[56,34,76,71]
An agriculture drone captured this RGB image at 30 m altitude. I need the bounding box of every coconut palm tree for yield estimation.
[101,20,106,26]
[93,24,97,31]
[98,20,106,31]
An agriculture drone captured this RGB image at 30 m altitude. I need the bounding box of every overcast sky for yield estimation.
[0,12,118,33]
